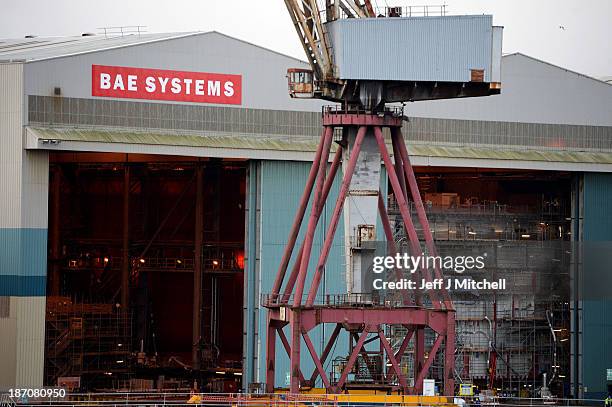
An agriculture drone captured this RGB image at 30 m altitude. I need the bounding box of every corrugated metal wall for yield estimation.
[0,63,47,389]
[245,159,386,387]
[327,15,493,82]
[581,173,612,398]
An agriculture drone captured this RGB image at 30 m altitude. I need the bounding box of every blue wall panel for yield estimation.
[582,173,612,399]
[256,159,346,387]
[0,228,47,296]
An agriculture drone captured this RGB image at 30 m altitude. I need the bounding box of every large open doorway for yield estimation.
[44,153,246,392]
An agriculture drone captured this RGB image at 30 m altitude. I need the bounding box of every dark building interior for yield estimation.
[44,153,246,391]
[388,167,573,396]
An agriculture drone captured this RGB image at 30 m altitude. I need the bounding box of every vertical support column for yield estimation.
[444,312,456,395]
[243,161,260,390]
[121,165,130,310]
[192,164,204,371]
[414,327,425,394]
[293,128,333,306]
[290,311,302,393]
[265,319,277,393]
[392,135,407,200]
[569,173,583,398]
[49,166,61,296]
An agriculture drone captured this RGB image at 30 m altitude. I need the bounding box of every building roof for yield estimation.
[505,52,612,88]
[0,32,203,62]
[0,31,309,64]
[404,52,612,126]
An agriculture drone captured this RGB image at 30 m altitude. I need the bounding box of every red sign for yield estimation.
[91,65,242,105]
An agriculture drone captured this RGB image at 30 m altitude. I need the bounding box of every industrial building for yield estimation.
[0,30,611,398]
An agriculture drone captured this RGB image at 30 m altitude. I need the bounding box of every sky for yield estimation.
[1,0,610,79]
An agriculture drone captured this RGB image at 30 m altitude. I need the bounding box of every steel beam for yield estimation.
[265,320,277,392]
[414,333,444,393]
[121,165,130,310]
[280,136,342,304]
[271,128,327,300]
[378,330,407,389]
[290,311,302,392]
[336,325,371,390]
[309,323,342,384]
[192,164,204,370]
[374,126,441,308]
[293,128,334,307]
[394,129,453,309]
[444,311,456,395]
[306,126,367,306]
[414,327,425,394]
[49,166,62,296]
[378,192,414,306]
[302,331,332,389]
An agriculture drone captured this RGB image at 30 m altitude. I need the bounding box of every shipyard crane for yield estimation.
[284,0,502,108]
[263,0,503,395]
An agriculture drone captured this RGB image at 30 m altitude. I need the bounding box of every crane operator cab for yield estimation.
[286,68,314,98]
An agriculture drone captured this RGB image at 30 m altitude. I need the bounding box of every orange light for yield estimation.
[212,260,219,266]
[139,258,146,264]
[236,252,245,270]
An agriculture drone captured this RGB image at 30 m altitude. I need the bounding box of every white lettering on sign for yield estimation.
[158,77,169,93]
[224,82,234,97]
[145,76,156,92]
[100,73,111,89]
[92,65,242,105]
[127,75,137,91]
[113,75,124,91]
[208,81,221,97]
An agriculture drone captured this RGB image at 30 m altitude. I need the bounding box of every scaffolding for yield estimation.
[387,188,571,396]
[44,297,132,389]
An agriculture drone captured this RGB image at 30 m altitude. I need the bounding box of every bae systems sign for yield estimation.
[91,65,242,105]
